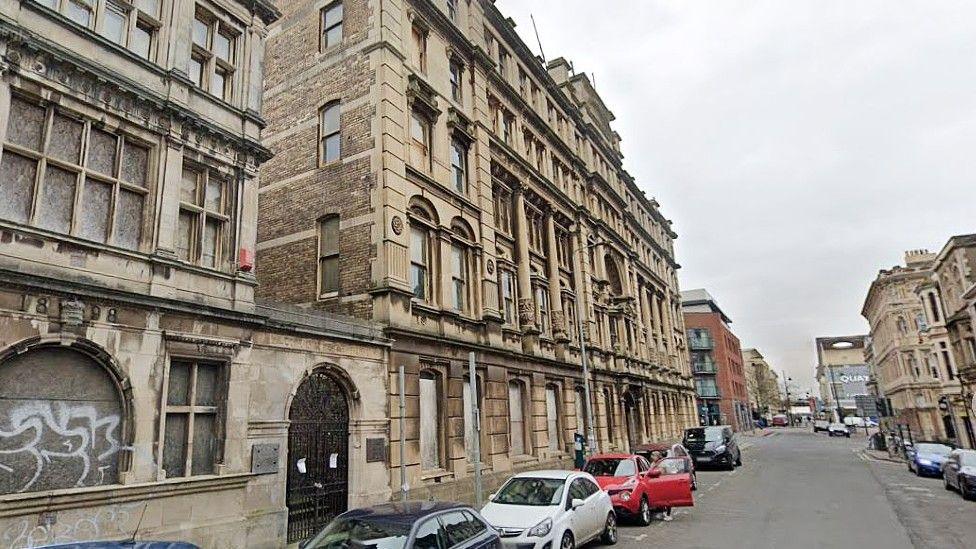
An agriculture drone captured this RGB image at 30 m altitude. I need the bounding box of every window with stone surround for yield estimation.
[493,186,512,235]
[177,164,233,269]
[160,359,225,478]
[36,0,160,60]
[449,59,463,104]
[409,203,436,303]
[411,25,428,74]
[450,138,467,194]
[498,268,517,326]
[319,101,341,164]
[419,369,444,471]
[535,284,550,336]
[450,220,475,315]
[0,95,151,250]
[320,1,343,51]
[318,215,339,297]
[190,5,240,102]
[409,110,432,171]
[508,379,529,456]
[546,384,561,452]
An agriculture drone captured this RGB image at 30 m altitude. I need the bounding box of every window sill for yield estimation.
[318,291,340,301]
[510,454,538,465]
[421,469,454,482]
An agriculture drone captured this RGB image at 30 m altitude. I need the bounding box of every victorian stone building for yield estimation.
[258,0,695,510]
[924,235,976,448]
[742,348,780,421]
[862,250,960,442]
[0,1,395,547]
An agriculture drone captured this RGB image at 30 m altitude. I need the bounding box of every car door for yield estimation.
[412,516,446,549]
[565,478,592,541]
[646,458,694,508]
[578,477,604,539]
[439,510,495,549]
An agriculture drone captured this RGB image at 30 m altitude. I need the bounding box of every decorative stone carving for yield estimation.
[517,297,536,326]
[391,215,404,235]
[60,298,85,326]
[486,259,495,275]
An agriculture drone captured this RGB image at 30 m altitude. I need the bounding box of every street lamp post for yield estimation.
[573,238,606,456]
[782,372,793,426]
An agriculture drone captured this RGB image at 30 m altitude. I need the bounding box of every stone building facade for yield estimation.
[0,1,393,547]
[742,348,780,421]
[926,235,976,448]
[862,250,960,443]
[681,289,751,431]
[258,0,696,512]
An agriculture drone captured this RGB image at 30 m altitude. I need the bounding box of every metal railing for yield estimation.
[696,386,721,398]
[688,335,714,350]
[692,359,717,374]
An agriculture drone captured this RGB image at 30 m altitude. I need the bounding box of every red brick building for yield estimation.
[682,289,752,431]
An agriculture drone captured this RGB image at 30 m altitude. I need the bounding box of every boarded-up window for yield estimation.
[177,165,232,270]
[546,385,560,451]
[161,360,224,478]
[319,216,339,296]
[419,371,441,471]
[0,347,123,495]
[0,96,150,249]
[508,381,526,455]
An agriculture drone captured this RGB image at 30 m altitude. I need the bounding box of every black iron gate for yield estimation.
[287,371,350,543]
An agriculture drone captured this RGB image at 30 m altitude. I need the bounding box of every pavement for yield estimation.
[610,427,976,549]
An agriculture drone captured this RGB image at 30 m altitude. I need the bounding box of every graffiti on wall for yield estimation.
[0,503,141,549]
[0,400,121,494]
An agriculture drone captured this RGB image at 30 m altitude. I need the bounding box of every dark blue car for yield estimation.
[302,501,500,549]
[907,442,954,477]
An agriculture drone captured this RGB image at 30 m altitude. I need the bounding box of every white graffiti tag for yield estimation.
[0,400,121,493]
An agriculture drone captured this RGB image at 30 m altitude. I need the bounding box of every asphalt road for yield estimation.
[612,428,976,549]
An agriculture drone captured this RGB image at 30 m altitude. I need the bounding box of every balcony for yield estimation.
[688,335,714,350]
[692,359,717,374]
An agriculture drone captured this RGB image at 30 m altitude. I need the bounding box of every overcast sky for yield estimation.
[497,0,976,393]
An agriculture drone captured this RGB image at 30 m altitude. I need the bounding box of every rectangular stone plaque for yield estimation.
[251,443,280,474]
[366,438,387,463]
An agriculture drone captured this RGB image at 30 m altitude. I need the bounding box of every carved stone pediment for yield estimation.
[447,107,474,143]
[407,74,440,120]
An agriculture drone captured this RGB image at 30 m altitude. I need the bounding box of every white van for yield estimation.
[844,416,878,428]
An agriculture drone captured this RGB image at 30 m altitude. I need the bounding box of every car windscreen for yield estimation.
[304,516,412,549]
[916,443,952,456]
[685,427,724,442]
[493,477,566,506]
[585,458,637,477]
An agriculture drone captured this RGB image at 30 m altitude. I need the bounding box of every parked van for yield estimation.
[843,416,878,428]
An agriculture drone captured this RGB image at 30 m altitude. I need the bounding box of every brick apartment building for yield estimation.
[257,0,697,537]
[682,289,751,431]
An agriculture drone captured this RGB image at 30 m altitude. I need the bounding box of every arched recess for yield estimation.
[0,336,133,495]
[286,365,357,543]
[605,254,624,296]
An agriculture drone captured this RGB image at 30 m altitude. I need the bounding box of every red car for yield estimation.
[584,453,694,526]
[772,415,789,427]
[633,442,698,491]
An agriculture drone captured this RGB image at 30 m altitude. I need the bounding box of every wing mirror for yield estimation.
[648,469,662,479]
[571,498,585,510]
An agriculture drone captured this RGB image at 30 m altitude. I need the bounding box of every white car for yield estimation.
[480,470,617,549]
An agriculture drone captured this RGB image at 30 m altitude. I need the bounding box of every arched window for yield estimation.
[419,369,443,471]
[409,200,438,303]
[508,380,529,456]
[450,219,475,314]
[0,346,125,494]
[605,254,623,296]
[319,101,341,163]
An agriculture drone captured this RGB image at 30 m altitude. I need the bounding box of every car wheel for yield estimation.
[735,452,742,467]
[560,530,575,549]
[637,496,652,526]
[945,475,953,491]
[963,479,975,502]
[601,513,618,545]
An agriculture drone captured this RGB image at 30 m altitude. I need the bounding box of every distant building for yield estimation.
[682,289,751,431]
[816,336,871,421]
[862,249,963,444]
[742,348,781,420]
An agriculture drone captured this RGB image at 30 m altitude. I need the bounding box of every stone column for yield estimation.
[513,187,537,333]
[545,212,567,341]
[438,228,455,309]
[652,293,664,352]
[154,135,185,256]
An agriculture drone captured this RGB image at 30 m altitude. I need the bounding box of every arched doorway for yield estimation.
[0,345,124,495]
[287,371,350,543]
